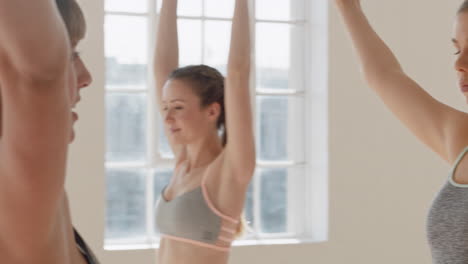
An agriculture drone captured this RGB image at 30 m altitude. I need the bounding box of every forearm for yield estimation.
[227,0,251,75]
[224,0,255,176]
[154,0,179,91]
[335,0,459,160]
[0,0,70,81]
[335,1,405,85]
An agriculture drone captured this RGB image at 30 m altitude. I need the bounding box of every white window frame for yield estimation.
[104,0,328,250]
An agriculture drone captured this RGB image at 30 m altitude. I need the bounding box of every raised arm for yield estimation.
[154,0,178,104]
[224,0,256,182]
[0,0,70,79]
[335,0,468,162]
[0,0,72,247]
[154,0,185,156]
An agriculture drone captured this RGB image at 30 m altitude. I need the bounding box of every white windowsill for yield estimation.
[104,238,327,251]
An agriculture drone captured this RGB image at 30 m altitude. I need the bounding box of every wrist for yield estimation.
[335,0,361,10]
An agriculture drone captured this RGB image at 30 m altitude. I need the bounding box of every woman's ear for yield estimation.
[207,102,221,122]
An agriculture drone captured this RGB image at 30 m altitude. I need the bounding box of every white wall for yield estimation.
[67,0,465,263]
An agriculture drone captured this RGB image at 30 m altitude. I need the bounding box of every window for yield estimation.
[104,0,328,248]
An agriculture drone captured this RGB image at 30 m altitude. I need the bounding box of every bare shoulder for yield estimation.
[440,107,468,184]
[445,107,468,163]
[451,146,468,185]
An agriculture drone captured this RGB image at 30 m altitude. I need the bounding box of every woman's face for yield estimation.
[161,79,220,145]
[68,40,92,142]
[453,11,468,103]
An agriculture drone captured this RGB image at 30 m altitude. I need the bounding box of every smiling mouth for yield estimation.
[170,128,181,133]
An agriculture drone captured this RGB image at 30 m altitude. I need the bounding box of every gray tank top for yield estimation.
[155,183,240,252]
[427,146,468,263]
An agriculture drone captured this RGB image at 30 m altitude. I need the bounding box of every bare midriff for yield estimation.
[158,237,230,264]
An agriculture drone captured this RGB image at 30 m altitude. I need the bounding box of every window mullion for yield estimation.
[201,0,206,64]
[106,11,148,17]
[252,169,262,238]
[288,0,307,239]
[255,19,306,25]
[304,0,329,241]
[249,0,261,239]
[146,0,158,244]
[145,169,155,244]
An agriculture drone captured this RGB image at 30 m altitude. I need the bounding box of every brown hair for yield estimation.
[235,214,250,239]
[459,0,468,14]
[56,0,86,43]
[169,65,227,146]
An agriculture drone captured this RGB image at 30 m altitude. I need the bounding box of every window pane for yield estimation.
[156,0,202,16]
[153,169,173,235]
[105,168,147,240]
[257,96,305,162]
[244,182,254,235]
[106,93,147,162]
[179,0,202,16]
[205,0,234,18]
[260,168,287,233]
[105,15,147,90]
[204,21,231,75]
[178,19,203,66]
[256,0,305,21]
[105,0,147,13]
[256,23,304,91]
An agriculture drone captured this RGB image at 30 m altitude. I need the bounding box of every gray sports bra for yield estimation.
[427,146,468,264]
[155,182,240,252]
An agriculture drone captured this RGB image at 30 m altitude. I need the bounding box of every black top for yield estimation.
[74,228,100,264]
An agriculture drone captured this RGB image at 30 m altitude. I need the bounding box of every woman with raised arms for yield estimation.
[335,0,468,262]
[0,0,98,263]
[154,0,256,263]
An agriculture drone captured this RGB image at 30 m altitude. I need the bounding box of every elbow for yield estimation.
[7,44,70,86]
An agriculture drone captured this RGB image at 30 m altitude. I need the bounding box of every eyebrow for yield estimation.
[162,99,186,103]
[452,38,459,44]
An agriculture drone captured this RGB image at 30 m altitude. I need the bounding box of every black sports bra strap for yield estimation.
[74,228,100,264]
